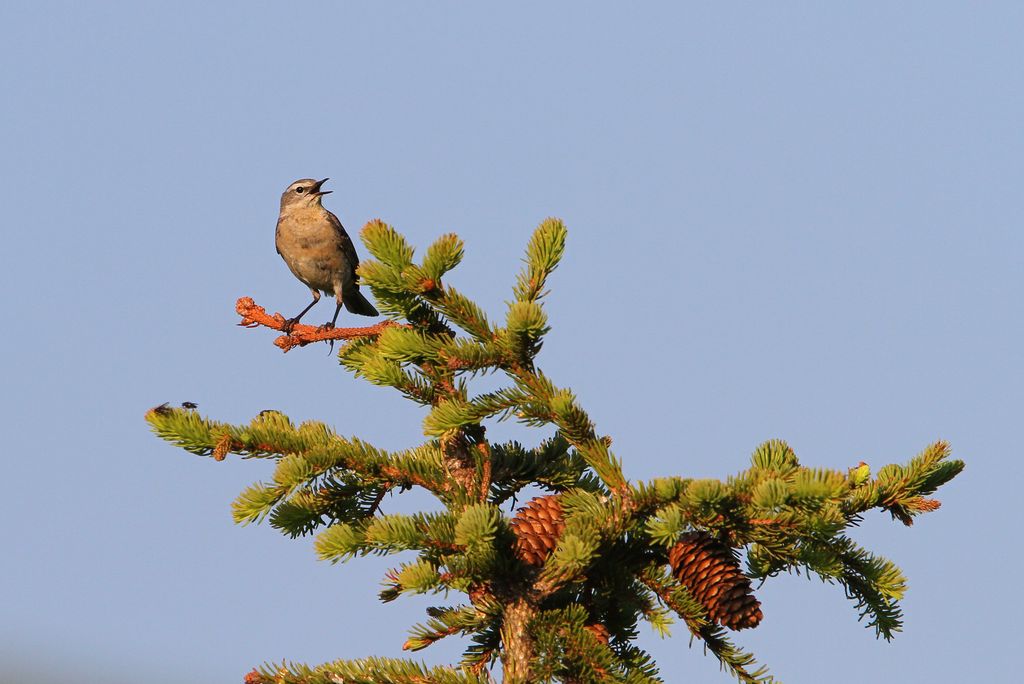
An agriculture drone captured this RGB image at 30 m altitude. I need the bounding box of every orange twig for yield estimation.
[235,296,400,352]
[748,518,788,526]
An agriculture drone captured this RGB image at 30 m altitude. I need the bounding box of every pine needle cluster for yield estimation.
[146,218,963,683]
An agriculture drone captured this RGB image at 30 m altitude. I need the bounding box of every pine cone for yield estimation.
[668,532,763,630]
[511,495,565,565]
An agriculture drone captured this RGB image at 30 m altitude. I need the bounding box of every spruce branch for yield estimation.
[361,218,417,268]
[513,218,568,303]
[421,284,495,342]
[801,535,907,639]
[404,605,490,652]
[247,657,490,684]
[422,233,466,282]
[380,560,451,602]
[236,296,401,351]
[506,369,626,490]
[488,436,591,504]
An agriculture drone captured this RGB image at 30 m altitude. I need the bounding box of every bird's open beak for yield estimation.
[312,178,332,196]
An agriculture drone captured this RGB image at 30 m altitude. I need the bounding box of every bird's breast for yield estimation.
[276,212,347,292]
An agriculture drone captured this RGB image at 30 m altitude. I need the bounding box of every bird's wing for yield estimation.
[274,218,283,255]
[325,210,360,281]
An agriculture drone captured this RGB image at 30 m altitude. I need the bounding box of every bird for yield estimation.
[275,178,378,335]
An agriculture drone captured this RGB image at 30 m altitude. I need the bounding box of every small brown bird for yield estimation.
[275,178,378,332]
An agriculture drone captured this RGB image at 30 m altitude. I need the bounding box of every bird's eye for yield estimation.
[295,187,305,194]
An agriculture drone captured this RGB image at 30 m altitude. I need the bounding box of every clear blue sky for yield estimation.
[1,3,1020,682]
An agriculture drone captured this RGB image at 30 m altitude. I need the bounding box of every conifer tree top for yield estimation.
[147,218,963,684]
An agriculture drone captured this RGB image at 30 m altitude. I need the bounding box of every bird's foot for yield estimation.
[281,318,301,334]
[315,322,338,354]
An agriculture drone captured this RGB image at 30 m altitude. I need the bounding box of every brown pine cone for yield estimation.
[668,532,763,630]
[510,494,565,565]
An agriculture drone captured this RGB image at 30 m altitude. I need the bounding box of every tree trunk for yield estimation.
[500,596,537,683]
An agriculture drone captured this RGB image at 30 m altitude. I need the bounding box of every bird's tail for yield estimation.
[344,289,379,317]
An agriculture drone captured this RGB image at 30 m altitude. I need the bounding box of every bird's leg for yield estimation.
[323,294,344,354]
[329,295,344,329]
[282,290,320,333]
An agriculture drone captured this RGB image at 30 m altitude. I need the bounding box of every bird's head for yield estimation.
[280,178,332,210]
